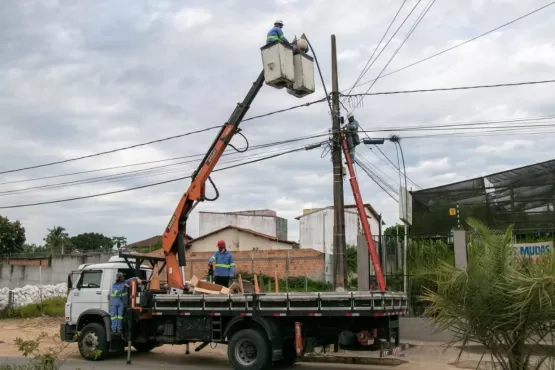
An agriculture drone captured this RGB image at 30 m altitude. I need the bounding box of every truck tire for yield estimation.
[78,323,108,361]
[228,329,272,370]
[275,339,296,366]
[132,340,159,353]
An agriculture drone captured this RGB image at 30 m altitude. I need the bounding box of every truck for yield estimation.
[60,41,409,370]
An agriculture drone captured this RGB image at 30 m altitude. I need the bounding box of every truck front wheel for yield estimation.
[78,323,108,361]
[228,329,271,370]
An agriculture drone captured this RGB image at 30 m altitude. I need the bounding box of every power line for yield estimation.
[358,0,436,99]
[364,145,421,189]
[0,142,322,209]
[0,131,331,186]
[346,1,555,91]
[0,126,221,176]
[341,79,555,97]
[343,0,408,100]
[0,134,331,196]
[0,98,328,176]
[355,158,399,202]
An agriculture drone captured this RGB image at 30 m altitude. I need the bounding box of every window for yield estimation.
[78,271,102,289]
[118,269,148,281]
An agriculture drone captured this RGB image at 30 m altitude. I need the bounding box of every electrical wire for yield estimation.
[0,134,331,196]
[355,158,399,202]
[342,0,409,101]
[346,1,555,91]
[358,0,436,99]
[0,131,332,186]
[341,79,555,97]
[0,142,323,209]
[0,126,222,176]
[0,98,328,176]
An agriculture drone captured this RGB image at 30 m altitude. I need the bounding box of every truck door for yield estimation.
[72,269,105,317]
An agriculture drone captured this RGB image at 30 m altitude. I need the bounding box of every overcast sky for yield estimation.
[1,0,554,245]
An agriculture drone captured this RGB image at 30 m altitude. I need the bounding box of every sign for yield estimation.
[511,241,553,262]
[399,187,413,225]
[449,208,457,216]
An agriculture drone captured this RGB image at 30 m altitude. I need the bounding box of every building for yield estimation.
[188,225,297,253]
[199,209,288,240]
[295,204,383,253]
[411,158,555,236]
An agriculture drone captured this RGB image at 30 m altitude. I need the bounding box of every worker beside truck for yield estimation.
[109,273,141,333]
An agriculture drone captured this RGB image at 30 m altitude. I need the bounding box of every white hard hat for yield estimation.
[347,111,354,119]
[274,20,284,25]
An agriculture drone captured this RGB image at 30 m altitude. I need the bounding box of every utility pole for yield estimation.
[331,35,347,291]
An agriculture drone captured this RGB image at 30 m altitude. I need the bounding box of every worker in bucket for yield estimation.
[266,20,309,53]
[343,111,361,163]
[208,240,235,287]
[109,272,141,333]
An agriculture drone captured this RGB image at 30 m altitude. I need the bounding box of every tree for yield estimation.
[44,226,69,255]
[420,218,555,370]
[70,232,113,252]
[0,215,26,255]
[111,236,127,249]
[384,224,405,238]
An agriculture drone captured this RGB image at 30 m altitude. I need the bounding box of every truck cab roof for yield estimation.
[77,256,152,271]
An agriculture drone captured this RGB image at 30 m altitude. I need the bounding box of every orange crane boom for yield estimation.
[162,71,265,290]
[341,132,387,291]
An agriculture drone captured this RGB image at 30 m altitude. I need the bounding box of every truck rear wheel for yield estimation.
[78,323,108,361]
[228,329,271,370]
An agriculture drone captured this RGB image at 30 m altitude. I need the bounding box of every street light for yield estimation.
[363,138,385,145]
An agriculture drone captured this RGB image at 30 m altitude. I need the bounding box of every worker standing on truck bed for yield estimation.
[208,240,235,287]
[110,273,141,333]
[343,111,360,163]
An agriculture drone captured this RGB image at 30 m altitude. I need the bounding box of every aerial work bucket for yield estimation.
[261,41,295,89]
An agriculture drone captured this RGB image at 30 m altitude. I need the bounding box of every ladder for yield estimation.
[341,133,387,291]
[212,316,223,341]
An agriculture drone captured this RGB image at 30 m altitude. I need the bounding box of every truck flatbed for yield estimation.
[152,291,408,317]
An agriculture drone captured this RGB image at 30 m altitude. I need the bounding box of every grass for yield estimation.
[0,297,65,319]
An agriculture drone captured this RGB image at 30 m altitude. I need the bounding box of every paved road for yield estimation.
[0,355,400,370]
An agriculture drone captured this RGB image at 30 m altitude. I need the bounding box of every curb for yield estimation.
[298,355,407,366]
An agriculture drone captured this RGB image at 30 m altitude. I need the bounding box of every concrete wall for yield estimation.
[190,228,295,253]
[400,317,457,342]
[298,208,380,253]
[199,211,288,240]
[0,253,114,289]
[146,248,326,283]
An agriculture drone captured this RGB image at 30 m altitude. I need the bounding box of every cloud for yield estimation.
[0,0,554,246]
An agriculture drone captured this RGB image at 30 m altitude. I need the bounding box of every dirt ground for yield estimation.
[0,318,550,370]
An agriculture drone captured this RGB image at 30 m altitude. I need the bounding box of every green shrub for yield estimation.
[0,297,65,319]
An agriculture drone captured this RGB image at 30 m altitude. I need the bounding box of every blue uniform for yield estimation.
[109,278,137,331]
[208,250,235,278]
[266,26,289,44]
[266,27,310,53]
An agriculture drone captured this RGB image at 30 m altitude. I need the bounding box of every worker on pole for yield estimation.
[343,111,361,163]
[110,272,141,333]
[266,20,309,53]
[208,240,235,287]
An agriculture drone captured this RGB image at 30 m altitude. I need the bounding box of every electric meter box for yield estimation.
[286,52,315,98]
[261,42,295,89]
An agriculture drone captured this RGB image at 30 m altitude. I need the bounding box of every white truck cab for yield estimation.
[61,256,153,359]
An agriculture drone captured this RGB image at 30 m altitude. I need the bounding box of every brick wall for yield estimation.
[146,248,325,283]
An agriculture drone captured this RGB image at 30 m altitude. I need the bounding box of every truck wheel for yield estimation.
[132,340,159,353]
[275,339,296,366]
[228,329,271,370]
[78,323,108,361]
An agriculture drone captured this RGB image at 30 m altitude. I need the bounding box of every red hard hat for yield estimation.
[217,240,226,247]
